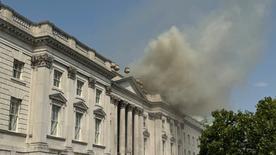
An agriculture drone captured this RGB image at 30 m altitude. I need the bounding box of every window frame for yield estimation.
[95,88,102,104]
[13,59,24,79]
[76,80,84,97]
[53,69,62,88]
[74,110,83,140]
[9,97,21,131]
[94,117,102,144]
[50,103,61,136]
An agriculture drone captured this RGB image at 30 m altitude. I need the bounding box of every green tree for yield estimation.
[199,97,276,155]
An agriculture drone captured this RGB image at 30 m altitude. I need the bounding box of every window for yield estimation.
[53,70,62,88]
[13,59,24,79]
[162,140,165,155]
[50,104,61,136]
[95,118,101,144]
[76,80,84,96]
[162,119,165,130]
[75,112,83,140]
[188,134,190,144]
[192,136,195,145]
[171,143,174,155]
[95,89,102,104]
[9,97,20,131]
[144,138,147,155]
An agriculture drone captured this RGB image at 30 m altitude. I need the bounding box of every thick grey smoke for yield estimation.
[133,0,270,116]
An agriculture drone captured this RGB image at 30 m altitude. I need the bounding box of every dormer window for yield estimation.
[76,80,84,96]
[53,70,62,88]
[13,59,24,79]
[95,89,102,104]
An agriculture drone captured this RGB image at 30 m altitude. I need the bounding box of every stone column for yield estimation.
[133,108,139,155]
[110,95,119,155]
[65,66,77,153]
[30,53,53,149]
[119,101,127,155]
[126,105,134,155]
[138,109,144,155]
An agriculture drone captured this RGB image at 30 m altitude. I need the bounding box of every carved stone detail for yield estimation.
[110,95,120,106]
[67,66,77,80]
[31,53,53,69]
[143,129,150,138]
[119,100,127,109]
[88,77,96,88]
[148,112,163,120]
[105,86,112,96]
[127,104,135,112]
[134,107,143,116]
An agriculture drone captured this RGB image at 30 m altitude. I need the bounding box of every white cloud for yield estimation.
[253,82,269,87]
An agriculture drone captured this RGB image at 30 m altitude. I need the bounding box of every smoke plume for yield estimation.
[132,0,270,116]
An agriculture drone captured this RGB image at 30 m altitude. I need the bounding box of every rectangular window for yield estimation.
[76,80,84,96]
[13,59,24,79]
[162,140,165,155]
[95,118,101,144]
[95,89,102,104]
[171,143,173,155]
[51,104,60,135]
[53,70,62,88]
[9,97,20,131]
[75,112,83,140]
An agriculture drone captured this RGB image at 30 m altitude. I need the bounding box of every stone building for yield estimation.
[0,3,203,155]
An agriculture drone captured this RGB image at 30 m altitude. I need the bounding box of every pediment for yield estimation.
[94,107,106,118]
[114,76,146,99]
[74,101,88,111]
[49,93,67,104]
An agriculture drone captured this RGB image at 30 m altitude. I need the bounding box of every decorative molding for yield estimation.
[49,93,67,105]
[134,107,143,116]
[31,53,53,69]
[67,66,77,80]
[88,77,96,88]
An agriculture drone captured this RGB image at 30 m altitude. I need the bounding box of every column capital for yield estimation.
[127,104,135,111]
[119,100,128,109]
[105,85,112,96]
[110,95,120,106]
[31,53,54,69]
[88,77,96,88]
[148,112,163,120]
[134,107,144,116]
[67,66,77,80]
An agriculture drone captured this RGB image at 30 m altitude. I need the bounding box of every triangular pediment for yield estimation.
[74,101,88,111]
[94,107,106,118]
[114,76,146,99]
[49,93,67,104]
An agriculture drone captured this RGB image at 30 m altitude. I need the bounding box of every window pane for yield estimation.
[51,105,60,135]
[95,119,101,144]
[75,112,82,140]
[13,59,24,79]
[9,97,20,131]
[53,70,62,87]
[77,81,84,96]
[95,89,102,104]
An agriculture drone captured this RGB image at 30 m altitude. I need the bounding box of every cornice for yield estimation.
[0,17,116,80]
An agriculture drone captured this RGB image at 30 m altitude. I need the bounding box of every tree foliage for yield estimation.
[199,97,276,155]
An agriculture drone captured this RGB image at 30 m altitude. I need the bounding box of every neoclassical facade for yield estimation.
[0,3,203,155]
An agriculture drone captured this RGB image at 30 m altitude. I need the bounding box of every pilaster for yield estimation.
[30,53,53,148]
[119,101,127,155]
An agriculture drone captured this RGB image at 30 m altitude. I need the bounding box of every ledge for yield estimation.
[52,87,64,94]
[11,77,27,86]
[72,139,88,145]
[0,128,27,137]
[93,144,106,149]
[46,134,66,141]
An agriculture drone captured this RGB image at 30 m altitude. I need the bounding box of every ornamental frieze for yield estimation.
[88,77,96,88]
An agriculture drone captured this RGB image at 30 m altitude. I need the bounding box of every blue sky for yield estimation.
[3,0,275,113]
